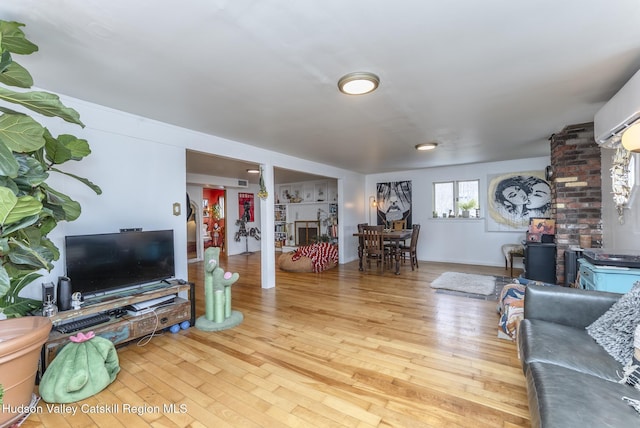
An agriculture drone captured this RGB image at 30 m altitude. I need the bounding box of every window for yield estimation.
[433,179,480,218]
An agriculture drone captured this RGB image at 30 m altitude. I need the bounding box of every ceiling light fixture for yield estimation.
[338,72,380,95]
[246,168,260,174]
[415,142,438,151]
[622,122,640,152]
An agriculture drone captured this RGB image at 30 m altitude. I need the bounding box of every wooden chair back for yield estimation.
[361,225,385,266]
[392,220,406,230]
[357,223,368,251]
[409,224,420,250]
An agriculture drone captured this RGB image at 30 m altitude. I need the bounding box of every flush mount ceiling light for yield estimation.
[337,72,380,95]
[246,168,260,174]
[415,142,438,151]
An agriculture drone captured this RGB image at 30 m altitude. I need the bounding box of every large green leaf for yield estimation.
[0,265,9,299]
[13,154,48,188]
[0,296,41,317]
[0,113,45,152]
[45,133,90,164]
[0,106,26,116]
[41,183,81,221]
[40,236,60,262]
[36,214,56,236]
[0,21,38,55]
[0,49,11,74]
[50,167,102,195]
[0,213,38,237]
[0,60,33,88]
[7,238,52,271]
[0,87,84,126]
[0,270,43,317]
[0,187,42,226]
[0,138,19,177]
[0,176,18,194]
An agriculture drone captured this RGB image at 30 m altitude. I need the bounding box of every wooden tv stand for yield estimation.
[40,281,195,374]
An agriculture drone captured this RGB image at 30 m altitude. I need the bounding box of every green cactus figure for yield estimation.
[199,247,242,328]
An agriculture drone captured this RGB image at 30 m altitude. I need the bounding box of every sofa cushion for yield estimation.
[526,362,640,428]
[586,281,640,365]
[519,318,621,381]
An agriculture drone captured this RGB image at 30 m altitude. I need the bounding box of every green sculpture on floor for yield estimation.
[195,247,244,331]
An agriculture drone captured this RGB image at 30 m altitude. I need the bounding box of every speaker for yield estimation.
[42,282,55,304]
[57,276,72,311]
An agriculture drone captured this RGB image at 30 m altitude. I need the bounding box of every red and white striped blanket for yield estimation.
[291,243,338,272]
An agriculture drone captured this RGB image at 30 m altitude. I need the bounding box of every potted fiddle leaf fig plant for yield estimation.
[0,20,101,319]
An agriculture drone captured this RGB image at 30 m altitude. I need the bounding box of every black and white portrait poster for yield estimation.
[376,181,412,227]
[487,171,551,231]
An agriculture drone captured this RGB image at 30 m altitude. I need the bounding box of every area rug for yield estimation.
[430,272,497,296]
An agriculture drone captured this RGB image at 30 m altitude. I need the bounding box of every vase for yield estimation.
[0,317,52,427]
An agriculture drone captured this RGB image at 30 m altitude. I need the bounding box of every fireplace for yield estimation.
[296,221,319,246]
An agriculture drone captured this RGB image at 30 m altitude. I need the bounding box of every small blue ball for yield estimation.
[169,324,180,334]
[180,321,190,330]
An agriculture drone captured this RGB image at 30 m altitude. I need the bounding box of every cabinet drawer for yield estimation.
[579,264,596,290]
[130,300,191,336]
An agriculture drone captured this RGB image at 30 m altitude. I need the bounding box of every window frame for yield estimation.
[432,179,480,219]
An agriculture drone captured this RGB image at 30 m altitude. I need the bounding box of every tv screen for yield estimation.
[65,230,175,297]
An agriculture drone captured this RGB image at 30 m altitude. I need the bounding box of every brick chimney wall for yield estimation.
[550,122,602,285]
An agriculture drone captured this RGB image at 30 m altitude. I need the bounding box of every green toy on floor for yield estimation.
[39,331,119,404]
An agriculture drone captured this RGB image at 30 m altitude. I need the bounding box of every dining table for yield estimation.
[353,228,413,275]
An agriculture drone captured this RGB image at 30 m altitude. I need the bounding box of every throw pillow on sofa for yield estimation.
[586,281,640,365]
[620,324,640,389]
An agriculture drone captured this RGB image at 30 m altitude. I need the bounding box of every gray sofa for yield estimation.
[517,284,640,427]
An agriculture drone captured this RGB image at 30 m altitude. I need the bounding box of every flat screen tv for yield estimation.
[64,229,175,297]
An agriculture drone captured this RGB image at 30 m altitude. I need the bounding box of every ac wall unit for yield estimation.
[594,68,640,145]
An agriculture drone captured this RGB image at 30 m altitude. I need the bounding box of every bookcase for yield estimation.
[274,203,287,247]
[273,202,338,249]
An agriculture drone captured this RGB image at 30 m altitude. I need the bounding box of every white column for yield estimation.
[260,163,276,289]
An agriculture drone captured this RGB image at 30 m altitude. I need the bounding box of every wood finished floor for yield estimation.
[27,254,530,428]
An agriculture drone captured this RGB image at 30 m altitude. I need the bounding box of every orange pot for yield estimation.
[0,317,51,427]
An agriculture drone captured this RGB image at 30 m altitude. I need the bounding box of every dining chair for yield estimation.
[384,220,408,261]
[361,225,386,271]
[396,224,420,270]
[357,223,368,263]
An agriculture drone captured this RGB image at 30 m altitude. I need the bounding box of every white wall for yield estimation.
[21,89,364,297]
[366,157,550,268]
[38,112,188,298]
[23,87,559,301]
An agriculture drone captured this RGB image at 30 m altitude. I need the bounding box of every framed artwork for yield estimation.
[279,185,291,203]
[303,183,314,202]
[528,218,556,235]
[375,181,412,227]
[238,193,254,222]
[328,185,337,202]
[202,199,209,218]
[314,183,327,202]
[290,184,303,202]
[486,171,551,231]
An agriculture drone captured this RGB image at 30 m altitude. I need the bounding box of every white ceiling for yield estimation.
[3,1,640,183]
